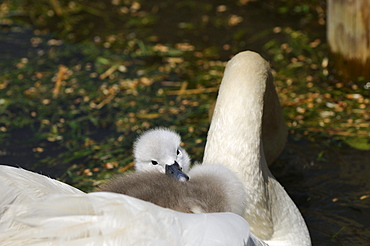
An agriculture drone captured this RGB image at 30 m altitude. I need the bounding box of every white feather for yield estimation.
[0,166,82,203]
[0,165,83,231]
[0,166,267,246]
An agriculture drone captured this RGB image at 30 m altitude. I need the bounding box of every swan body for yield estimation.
[0,165,267,246]
[100,164,247,216]
[203,51,311,245]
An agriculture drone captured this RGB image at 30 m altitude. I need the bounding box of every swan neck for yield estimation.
[203,52,270,176]
[203,51,311,244]
[203,51,273,239]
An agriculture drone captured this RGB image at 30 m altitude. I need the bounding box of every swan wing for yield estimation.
[0,165,83,204]
[0,166,268,245]
[0,191,267,246]
[0,165,84,231]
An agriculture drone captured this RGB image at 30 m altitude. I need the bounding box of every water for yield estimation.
[273,135,370,245]
[1,1,370,245]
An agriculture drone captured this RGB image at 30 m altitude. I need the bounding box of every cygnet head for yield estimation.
[134,128,190,181]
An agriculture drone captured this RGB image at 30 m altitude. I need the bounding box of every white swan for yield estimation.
[0,51,310,246]
[0,165,266,246]
[203,51,311,245]
[100,127,246,215]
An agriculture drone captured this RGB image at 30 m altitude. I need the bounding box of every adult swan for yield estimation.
[0,51,309,246]
[203,51,311,246]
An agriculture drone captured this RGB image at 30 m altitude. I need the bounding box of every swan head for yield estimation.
[134,128,190,181]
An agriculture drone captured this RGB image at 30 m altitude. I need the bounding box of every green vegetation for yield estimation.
[0,0,369,191]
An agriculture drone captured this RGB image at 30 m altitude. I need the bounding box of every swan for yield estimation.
[100,127,247,215]
[203,51,311,245]
[0,50,309,246]
[0,165,267,246]
[100,164,247,215]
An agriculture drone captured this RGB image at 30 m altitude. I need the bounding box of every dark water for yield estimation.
[272,135,370,245]
[1,1,370,245]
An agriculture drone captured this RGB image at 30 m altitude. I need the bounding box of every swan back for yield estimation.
[0,191,265,246]
[0,166,269,245]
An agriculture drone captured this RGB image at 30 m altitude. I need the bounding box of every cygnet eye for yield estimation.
[151,160,158,165]
[177,149,181,156]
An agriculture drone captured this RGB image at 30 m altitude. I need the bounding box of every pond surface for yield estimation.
[1,0,369,245]
[273,135,370,245]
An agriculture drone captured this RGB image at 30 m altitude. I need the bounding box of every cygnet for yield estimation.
[99,128,246,216]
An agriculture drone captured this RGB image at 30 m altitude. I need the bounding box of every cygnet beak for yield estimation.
[165,162,189,182]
